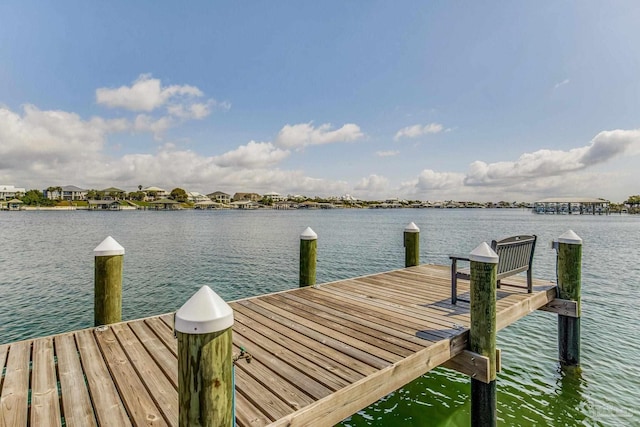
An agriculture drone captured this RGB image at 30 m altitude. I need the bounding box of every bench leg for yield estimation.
[451,260,458,304]
[496,279,501,289]
[527,269,533,293]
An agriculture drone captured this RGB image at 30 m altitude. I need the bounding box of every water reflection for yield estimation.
[547,366,588,426]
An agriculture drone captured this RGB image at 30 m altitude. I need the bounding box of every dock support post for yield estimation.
[93,236,124,326]
[300,227,317,287]
[469,242,499,427]
[404,222,420,267]
[175,286,234,427]
[557,230,582,367]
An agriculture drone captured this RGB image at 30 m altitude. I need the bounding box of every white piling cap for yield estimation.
[469,242,499,264]
[300,227,318,240]
[404,222,420,233]
[558,229,582,245]
[94,236,125,256]
[175,285,234,334]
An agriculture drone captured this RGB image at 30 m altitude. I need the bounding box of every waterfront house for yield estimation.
[61,185,88,201]
[102,187,127,200]
[43,185,88,201]
[0,185,26,200]
[142,186,169,201]
[187,192,210,203]
[263,191,287,202]
[233,192,261,202]
[207,191,231,204]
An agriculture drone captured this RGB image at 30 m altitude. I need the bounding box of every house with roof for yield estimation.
[61,185,88,201]
[187,192,211,203]
[0,185,26,200]
[44,185,87,200]
[142,186,169,201]
[263,191,286,202]
[233,192,261,202]
[207,191,231,204]
[101,187,126,200]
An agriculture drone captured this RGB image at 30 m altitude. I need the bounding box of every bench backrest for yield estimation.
[491,235,537,279]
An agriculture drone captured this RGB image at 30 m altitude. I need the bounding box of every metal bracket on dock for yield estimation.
[441,348,501,384]
[538,298,578,317]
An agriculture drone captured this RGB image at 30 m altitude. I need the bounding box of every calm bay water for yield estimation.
[1,209,638,426]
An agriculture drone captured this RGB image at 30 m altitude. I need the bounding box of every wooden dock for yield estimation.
[0,264,557,427]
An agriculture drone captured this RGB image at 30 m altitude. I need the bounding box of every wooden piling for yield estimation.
[557,230,582,367]
[300,227,317,287]
[469,242,498,427]
[404,222,420,267]
[175,286,234,427]
[93,236,124,326]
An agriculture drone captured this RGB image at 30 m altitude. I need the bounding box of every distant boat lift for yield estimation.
[533,197,610,215]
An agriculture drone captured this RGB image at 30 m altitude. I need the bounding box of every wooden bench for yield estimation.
[449,235,537,304]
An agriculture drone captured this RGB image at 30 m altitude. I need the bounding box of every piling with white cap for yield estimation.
[404,222,420,267]
[175,285,234,427]
[300,227,317,287]
[94,236,125,326]
[557,230,583,367]
[469,242,499,427]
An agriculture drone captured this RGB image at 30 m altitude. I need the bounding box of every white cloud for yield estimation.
[375,150,399,157]
[415,169,465,190]
[554,79,570,90]
[394,123,445,141]
[93,74,230,139]
[0,105,123,167]
[166,100,230,120]
[395,129,640,202]
[132,114,175,137]
[464,129,640,186]
[96,74,203,112]
[355,174,389,192]
[275,122,364,149]
[104,147,348,195]
[213,141,290,169]
[0,102,348,195]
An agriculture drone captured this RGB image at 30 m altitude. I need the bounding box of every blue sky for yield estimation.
[1,1,639,201]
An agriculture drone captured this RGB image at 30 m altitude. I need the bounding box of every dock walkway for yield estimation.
[0,264,556,427]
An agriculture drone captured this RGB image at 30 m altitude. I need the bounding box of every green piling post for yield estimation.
[94,236,124,326]
[175,285,234,427]
[469,242,498,427]
[557,229,582,367]
[300,227,317,287]
[404,222,420,267]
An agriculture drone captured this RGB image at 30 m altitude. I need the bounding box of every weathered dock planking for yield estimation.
[0,264,557,427]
